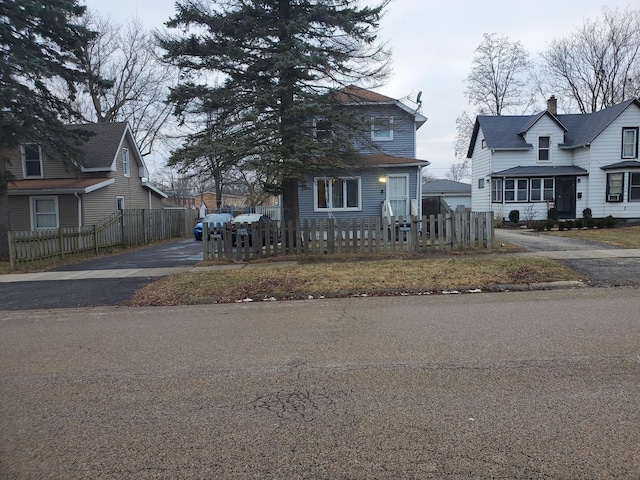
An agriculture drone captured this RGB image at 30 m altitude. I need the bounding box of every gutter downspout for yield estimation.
[74,192,82,228]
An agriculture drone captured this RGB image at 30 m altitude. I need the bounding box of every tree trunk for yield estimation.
[0,159,12,261]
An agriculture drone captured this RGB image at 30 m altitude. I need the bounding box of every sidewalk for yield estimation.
[1,251,639,283]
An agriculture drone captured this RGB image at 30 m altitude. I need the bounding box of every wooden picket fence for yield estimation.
[8,209,192,269]
[204,211,494,261]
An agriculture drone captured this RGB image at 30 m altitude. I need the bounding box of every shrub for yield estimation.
[595,218,606,229]
[508,210,520,225]
[574,218,584,229]
[545,218,556,231]
[583,208,592,219]
[605,215,616,228]
[586,218,595,228]
[548,207,558,221]
[533,221,546,231]
[565,220,574,230]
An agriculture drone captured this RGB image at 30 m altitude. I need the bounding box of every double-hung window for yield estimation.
[491,179,503,202]
[538,136,550,161]
[371,116,393,141]
[629,172,640,201]
[622,128,639,159]
[530,178,554,202]
[313,119,333,140]
[314,177,361,211]
[22,144,43,178]
[31,196,58,230]
[504,179,528,202]
[606,173,624,202]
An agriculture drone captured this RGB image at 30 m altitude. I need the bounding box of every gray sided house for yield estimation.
[422,179,471,216]
[468,97,640,221]
[298,86,429,222]
[7,122,167,231]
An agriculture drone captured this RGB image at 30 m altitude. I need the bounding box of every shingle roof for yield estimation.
[364,154,430,167]
[422,179,471,194]
[600,160,640,170]
[66,122,129,170]
[491,166,588,176]
[334,85,396,104]
[468,98,640,157]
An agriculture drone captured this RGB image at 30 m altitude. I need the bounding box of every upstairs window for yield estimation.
[313,119,333,140]
[622,128,638,159]
[371,116,393,141]
[314,177,361,211]
[606,172,624,202]
[538,136,550,161]
[22,144,43,178]
[629,172,640,201]
[122,148,130,177]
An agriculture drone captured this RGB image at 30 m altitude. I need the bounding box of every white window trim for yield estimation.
[30,196,59,230]
[122,148,130,177]
[537,136,551,162]
[530,178,554,202]
[116,196,125,211]
[386,174,409,217]
[313,118,333,139]
[504,178,529,202]
[622,128,638,159]
[371,116,393,141]
[22,144,43,179]
[629,171,640,201]
[313,176,362,212]
[491,178,503,203]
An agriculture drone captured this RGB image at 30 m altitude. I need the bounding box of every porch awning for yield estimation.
[600,160,640,170]
[491,166,588,177]
[8,178,115,195]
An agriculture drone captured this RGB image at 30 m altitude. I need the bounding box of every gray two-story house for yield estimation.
[297,86,429,222]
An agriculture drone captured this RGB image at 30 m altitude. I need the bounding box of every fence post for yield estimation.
[8,231,16,270]
[58,228,65,260]
[486,211,494,249]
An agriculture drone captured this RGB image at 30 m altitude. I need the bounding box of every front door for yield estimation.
[555,177,576,219]
[387,174,409,218]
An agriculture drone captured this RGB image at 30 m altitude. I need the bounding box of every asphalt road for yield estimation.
[1,289,639,478]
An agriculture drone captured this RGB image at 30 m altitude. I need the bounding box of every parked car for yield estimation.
[194,213,233,241]
[230,214,275,247]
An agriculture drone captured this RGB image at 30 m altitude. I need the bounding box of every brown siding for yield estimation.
[8,196,30,230]
[3,145,80,180]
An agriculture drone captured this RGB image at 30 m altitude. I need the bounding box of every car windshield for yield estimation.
[202,214,230,224]
[233,215,261,223]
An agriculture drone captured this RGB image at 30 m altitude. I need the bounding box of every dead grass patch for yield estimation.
[545,224,640,248]
[126,256,579,306]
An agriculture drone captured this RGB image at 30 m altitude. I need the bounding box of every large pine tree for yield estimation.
[0,0,93,258]
[159,0,390,225]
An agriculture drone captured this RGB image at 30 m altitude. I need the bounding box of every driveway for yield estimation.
[0,238,204,310]
[496,228,640,287]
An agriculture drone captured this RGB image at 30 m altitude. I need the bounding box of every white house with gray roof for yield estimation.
[468,97,640,221]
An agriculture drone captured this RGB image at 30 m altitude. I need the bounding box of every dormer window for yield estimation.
[538,136,550,161]
[122,148,130,177]
[622,128,638,159]
[22,144,43,178]
[371,116,393,141]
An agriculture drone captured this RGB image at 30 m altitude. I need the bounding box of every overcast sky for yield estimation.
[84,0,634,179]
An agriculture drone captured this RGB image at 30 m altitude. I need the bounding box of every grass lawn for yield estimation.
[544,224,640,248]
[125,255,579,306]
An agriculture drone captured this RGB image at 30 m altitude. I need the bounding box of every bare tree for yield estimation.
[540,7,640,114]
[453,110,475,167]
[69,12,176,156]
[464,33,534,116]
[445,163,468,182]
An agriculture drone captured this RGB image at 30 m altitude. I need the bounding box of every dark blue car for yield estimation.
[194,213,233,241]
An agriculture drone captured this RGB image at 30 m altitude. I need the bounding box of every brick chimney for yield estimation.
[547,95,558,115]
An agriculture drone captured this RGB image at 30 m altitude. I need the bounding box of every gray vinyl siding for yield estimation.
[299,166,420,221]
[354,105,417,157]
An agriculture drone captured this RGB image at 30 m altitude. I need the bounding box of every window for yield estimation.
[313,119,333,139]
[477,178,485,189]
[622,128,638,159]
[314,177,361,211]
[481,138,486,149]
[491,179,503,202]
[538,136,550,161]
[629,172,640,201]
[530,178,554,202]
[122,148,130,177]
[504,178,528,202]
[371,116,393,141]
[31,197,58,230]
[116,196,125,211]
[606,173,624,202]
[22,144,43,178]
